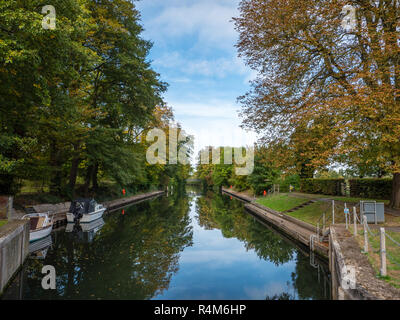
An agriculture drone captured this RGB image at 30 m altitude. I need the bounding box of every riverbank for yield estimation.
[222,188,329,258]
[20,190,166,227]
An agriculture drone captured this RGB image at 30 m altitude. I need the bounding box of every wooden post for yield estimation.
[332,200,335,225]
[7,196,13,221]
[363,215,368,253]
[353,206,357,236]
[380,227,387,277]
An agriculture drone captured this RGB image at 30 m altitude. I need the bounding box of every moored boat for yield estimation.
[66,199,106,223]
[22,212,54,242]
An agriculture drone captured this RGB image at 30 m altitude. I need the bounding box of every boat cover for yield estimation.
[69,199,97,214]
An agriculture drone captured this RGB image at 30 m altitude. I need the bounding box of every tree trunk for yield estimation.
[68,157,80,197]
[390,173,400,209]
[92,162,99,191]
[49,139,62,195]
[83,164,94,197]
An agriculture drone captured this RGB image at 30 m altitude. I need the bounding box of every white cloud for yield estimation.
[153,52,251,79]
[168,99,258,162]
[138,0,240,50]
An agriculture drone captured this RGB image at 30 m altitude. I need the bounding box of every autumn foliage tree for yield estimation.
[234,0,400,208]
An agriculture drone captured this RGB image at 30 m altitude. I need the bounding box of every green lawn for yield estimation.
[284,201,332,226]
[256,193,399,228]
[256,194,310,212]
[0,220,7,228]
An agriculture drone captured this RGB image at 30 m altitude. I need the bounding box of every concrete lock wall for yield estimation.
[0,220,30,294]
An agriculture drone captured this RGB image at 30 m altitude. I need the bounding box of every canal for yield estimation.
[1,188,331,300]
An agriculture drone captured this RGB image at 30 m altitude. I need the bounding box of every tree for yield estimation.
[234,0,400,208]
[0,0,180,198]
[0,0,97,195]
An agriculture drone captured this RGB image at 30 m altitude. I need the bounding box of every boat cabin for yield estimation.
[69,199,98,215]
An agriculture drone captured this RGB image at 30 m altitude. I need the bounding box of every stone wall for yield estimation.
[0,219,30,294]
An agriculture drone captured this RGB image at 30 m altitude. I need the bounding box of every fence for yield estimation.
[347,205,400,279]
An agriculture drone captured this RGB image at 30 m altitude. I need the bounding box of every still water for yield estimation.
[2,188,331,300]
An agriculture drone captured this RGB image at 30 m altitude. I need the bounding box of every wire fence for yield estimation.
[350,206,400,278]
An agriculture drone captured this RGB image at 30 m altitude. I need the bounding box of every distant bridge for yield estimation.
[186,178,203,185]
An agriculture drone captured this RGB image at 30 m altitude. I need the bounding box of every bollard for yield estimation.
[332,200,335,225]
[7,196,13,221]
[380,228,387,277]
[363,215,368,253]
[353,207,357,236]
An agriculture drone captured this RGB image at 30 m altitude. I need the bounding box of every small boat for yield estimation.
[22,212,54,242]
[66,198,106,223]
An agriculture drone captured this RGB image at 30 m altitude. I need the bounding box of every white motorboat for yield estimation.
[66,199,106,223]
[22,212,53,242]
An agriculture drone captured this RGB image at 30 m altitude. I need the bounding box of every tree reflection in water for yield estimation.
[196,191,331,300]
[4,193,193,300]
[2,189,330,300]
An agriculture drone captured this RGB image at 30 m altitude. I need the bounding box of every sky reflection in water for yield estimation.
[2,188,330,300]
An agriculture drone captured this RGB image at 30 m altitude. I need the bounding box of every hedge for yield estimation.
[300,179,345,196]
[349,178,392,200]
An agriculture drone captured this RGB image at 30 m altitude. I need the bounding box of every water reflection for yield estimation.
[2,193,193,299]
[29,235,53,260]
[65,218,105,243]
[193,191,330,300]
[2,188,330,300]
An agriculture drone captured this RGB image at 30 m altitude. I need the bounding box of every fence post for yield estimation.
[380,228,387,277]
[7,196,13,221]
[353,206,357,237]
[332,200,335,225]
[363,215,368,253]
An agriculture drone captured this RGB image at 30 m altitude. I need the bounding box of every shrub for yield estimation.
[278,174,300,192]
[300,178,345,196]
[349,178,392,200]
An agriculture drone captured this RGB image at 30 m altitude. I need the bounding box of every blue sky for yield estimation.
[135,0,258,158]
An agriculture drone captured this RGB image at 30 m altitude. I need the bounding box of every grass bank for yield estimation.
[256,194,309,212]
[0,220,7,228]
[255,192,400,227]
